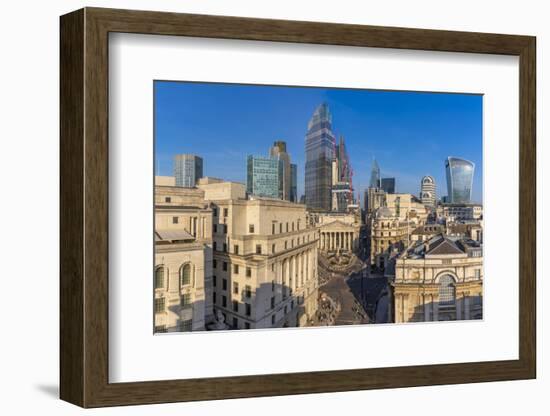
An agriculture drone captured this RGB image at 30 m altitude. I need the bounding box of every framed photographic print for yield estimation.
[60,7,536,408]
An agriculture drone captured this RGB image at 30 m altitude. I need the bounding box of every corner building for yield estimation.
[199,181,320,329]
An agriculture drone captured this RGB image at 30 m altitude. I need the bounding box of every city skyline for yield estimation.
[155,81,483,203]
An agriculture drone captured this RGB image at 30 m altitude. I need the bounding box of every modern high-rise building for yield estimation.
[269,141,292,201]
[420,175,436,207]
[174,154,203,187]
[380,177,396,194]
[290,163,298,203]
[369,158,381,189]
[330,136,354,212]
[445,157,475,203]
[247,155,282,199]
[305,103,336,211]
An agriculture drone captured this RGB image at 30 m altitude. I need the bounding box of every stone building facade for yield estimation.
[316,212,362,253]
[390,234,483,323]
[154,184,214,332]
[199,181,320,329]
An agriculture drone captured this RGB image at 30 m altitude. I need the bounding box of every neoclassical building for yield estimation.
[154,183,214,333]
[369,206,421,268]
[198,181,319,329]
[390,234,483,323]
[315,212,362,253]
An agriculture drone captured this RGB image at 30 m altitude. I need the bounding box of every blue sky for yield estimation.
[154,81,483,203]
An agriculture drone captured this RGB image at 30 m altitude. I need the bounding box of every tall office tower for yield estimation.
[445,157,475,203]
[269,141,292,201]
[305,103,336,211]
[369,158,381,189]
[380,177,396,194]
[247,155,282,199]
[335,136,352,183]
[174,154,203,187]
[420,175,436,207]
[290,163,298,203]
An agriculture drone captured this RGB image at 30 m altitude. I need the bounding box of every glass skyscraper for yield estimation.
[380,177,395,194]
[369,158,381,189]
[305,103,336,211]
[174,154,203,187]
[445,157,475,203]
[247,155,282,199]
[290,163,298,203]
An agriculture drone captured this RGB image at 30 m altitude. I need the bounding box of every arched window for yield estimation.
[439,275,456,305]
[154,266,165,289]
[179,264,191,287]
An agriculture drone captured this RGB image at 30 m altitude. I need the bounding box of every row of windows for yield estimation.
[214,235,312,257]
[154,293,194,313]
[154,264,192,290]
[212,207,228,217]
[270,220,302,235]
[213,261,252,277]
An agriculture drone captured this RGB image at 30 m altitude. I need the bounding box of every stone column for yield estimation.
[463,292,470,320]
[423,294,431,321]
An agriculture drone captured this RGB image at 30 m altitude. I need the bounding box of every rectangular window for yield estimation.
[213,207,218,217]
[223,208,228,217]
[475,269,481,279]
[224,224,228,234]
[245,285,252,298]
[292,222,295,231]
[172,216,178,224]
[223,262,227,271]
[232,317,238,329]
[233,281,239,294]
[213,259,217,269]
[213,275,217,287]
[244,322,250,329]
[178,320,192,332]
[270,296,275,309]
[271,263,275,272]
[155,325,167,333]
[272,223,275,235]
[232,300,239,312]
[222,295,227,307]
[279,223,282,233]
[213,224,217,233]
[213,292,217,304]
[246,267,251,278]
[154,268,164,289]
[245,303,251,316]
[165,197,171,203]
[222,278,227,291]
[180,293,192,308]
[249,224,255,233]
[271,315,276,325]
[272,244,276,254]
[213,241,217,251]
[154,297,165,313]
[271,280,275,291]
[284,241,288,250]
[256,244,262,254]
[286,223,289,232]
[223,243,227,252]
[234,264,239,274]
[234,245,239,255]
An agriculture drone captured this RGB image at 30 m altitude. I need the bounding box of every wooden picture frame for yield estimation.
[60,7,536,408]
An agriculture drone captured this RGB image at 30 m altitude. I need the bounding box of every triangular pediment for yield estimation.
[427,238,464,255]
[320,220,355,230]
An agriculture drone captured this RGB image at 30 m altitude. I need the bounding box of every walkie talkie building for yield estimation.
[445,157,475,203]
[305,103,336,211]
